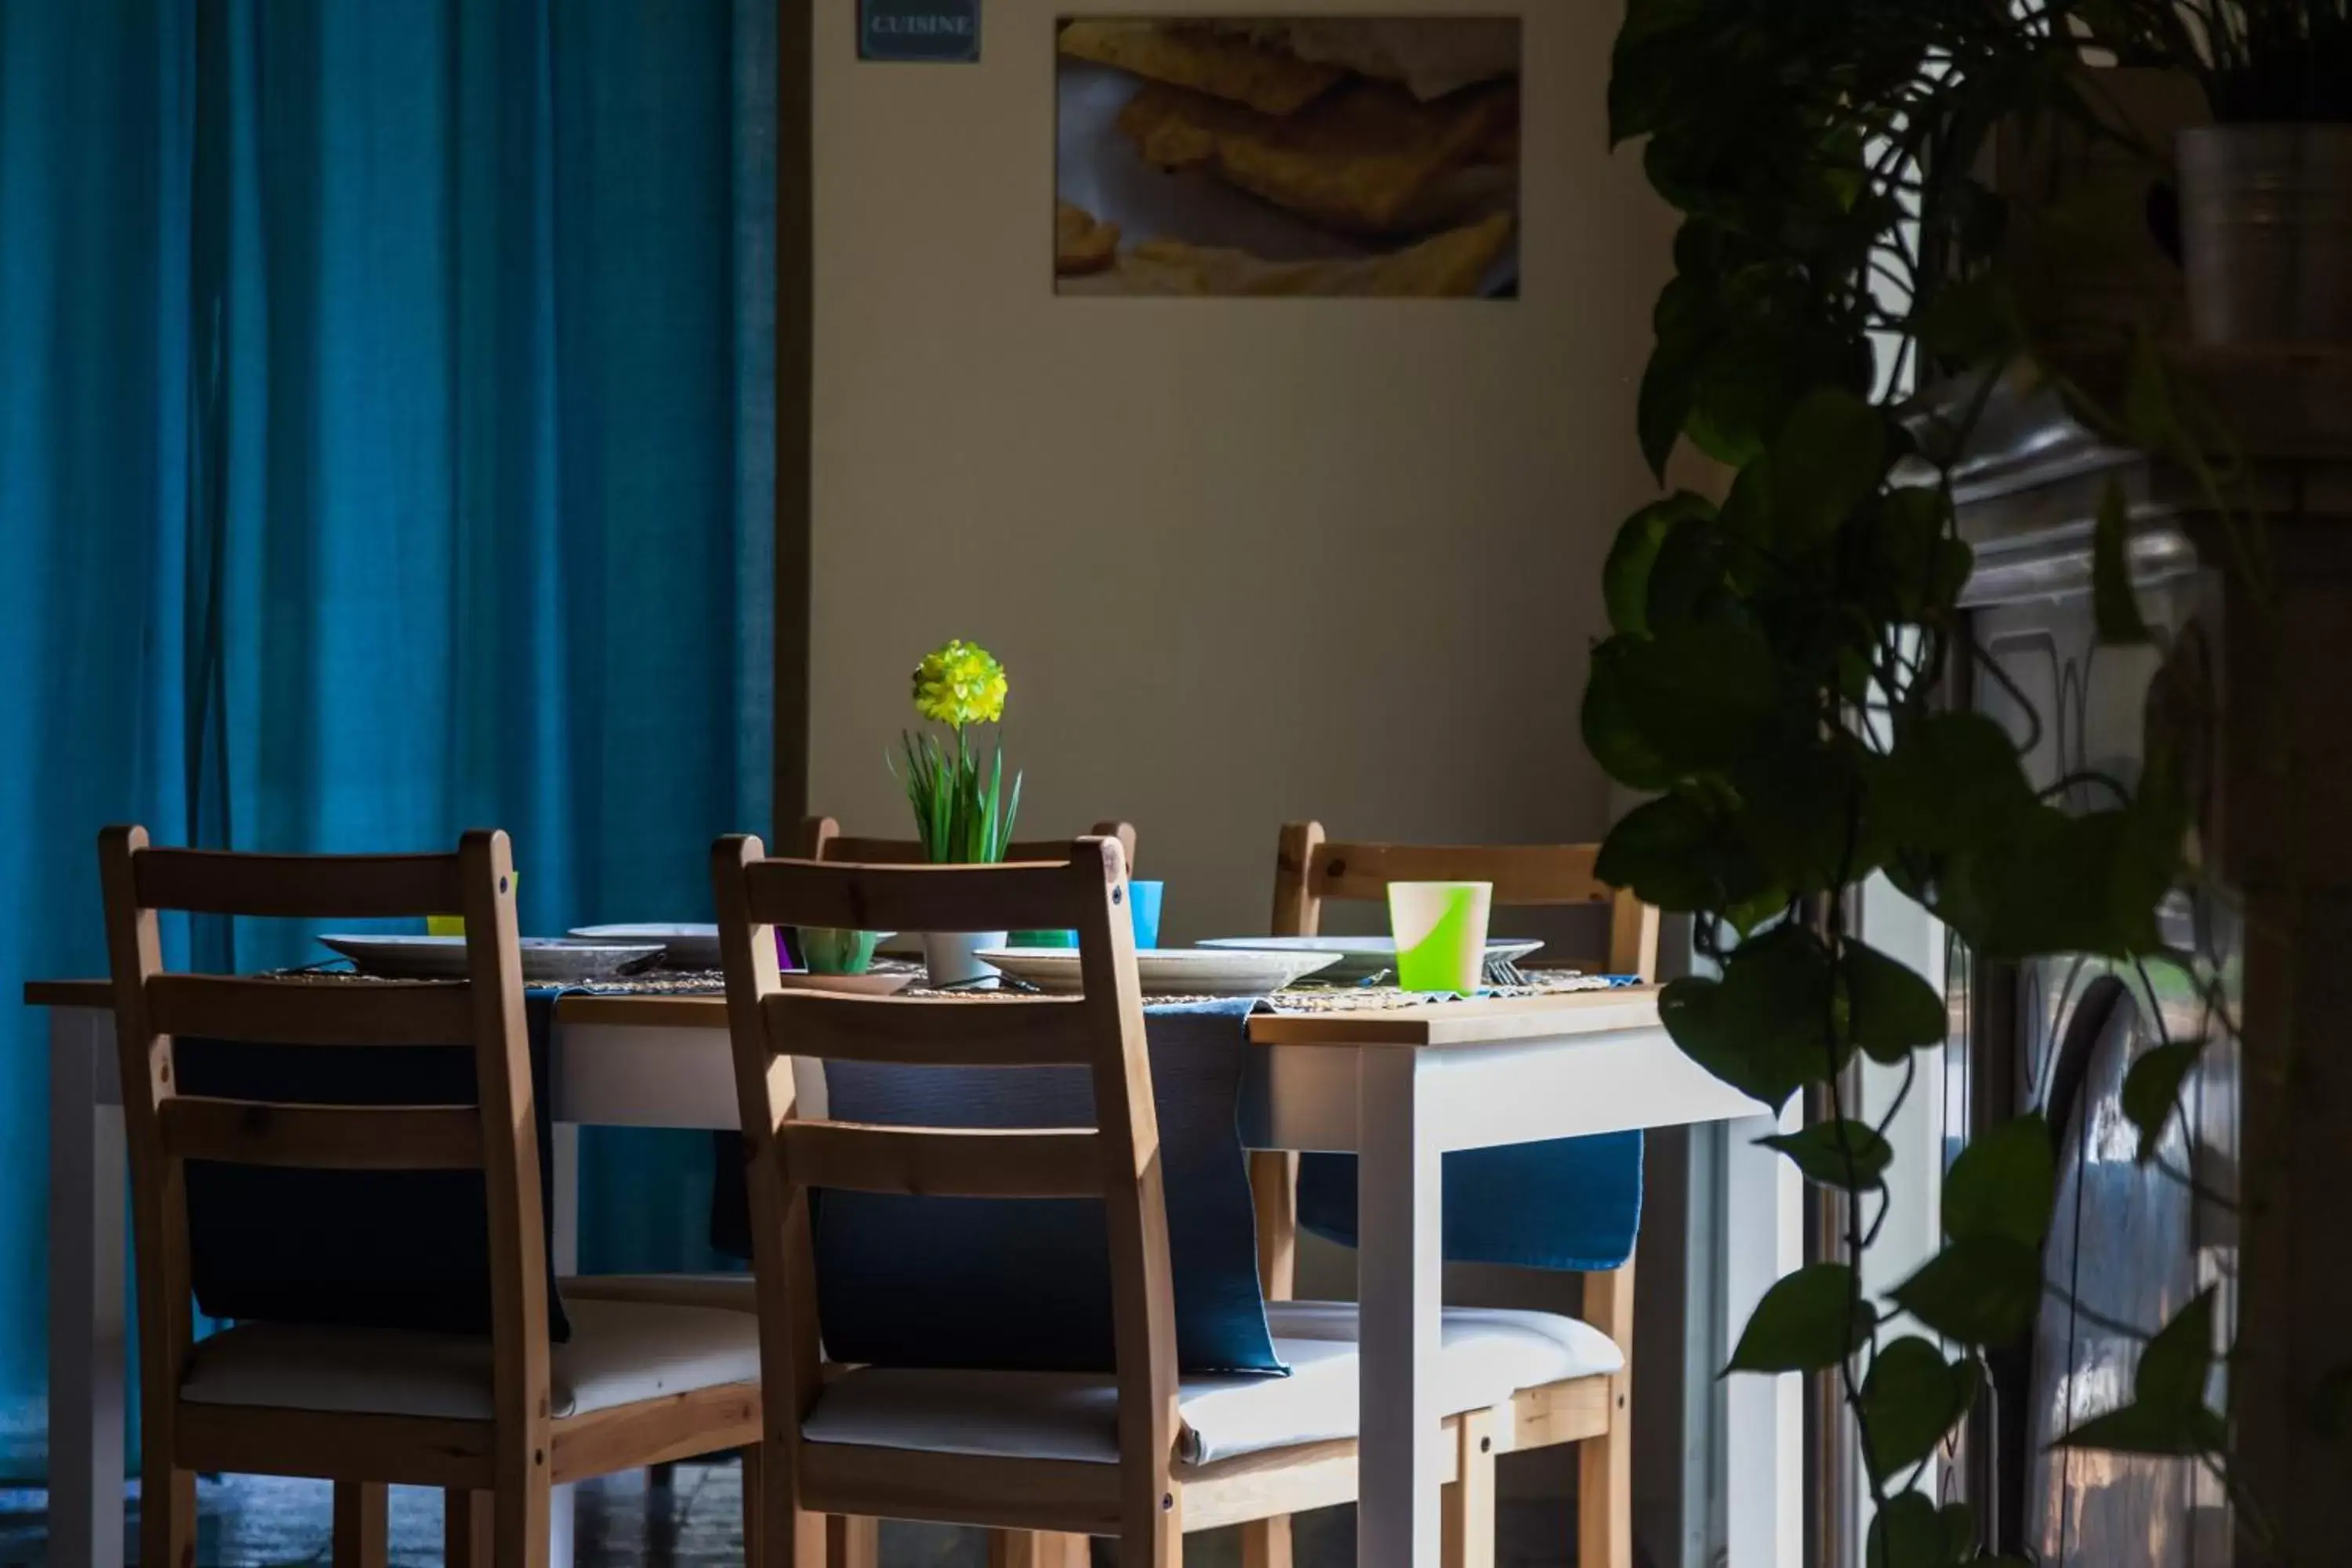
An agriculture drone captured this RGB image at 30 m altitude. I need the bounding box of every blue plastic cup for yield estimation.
[1128,880,1165,950]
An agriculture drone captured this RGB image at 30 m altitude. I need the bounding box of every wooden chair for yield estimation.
[577,816,1142,1561]
[1244,822,1660,1568]
[797,815,1138,874]
[100,826,765,1568]
[717,836,1592,1567]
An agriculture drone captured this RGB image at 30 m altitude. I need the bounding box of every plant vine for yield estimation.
[1589,2,2306,1562]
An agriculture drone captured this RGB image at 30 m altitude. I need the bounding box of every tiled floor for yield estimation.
[0,1468,1578,1566]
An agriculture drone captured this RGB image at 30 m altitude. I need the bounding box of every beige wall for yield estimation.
[808,0,1674,942]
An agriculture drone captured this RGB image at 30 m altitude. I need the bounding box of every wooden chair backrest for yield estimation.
[1264,822,1650,1374]
[712,835,1177,1557]
[96,827,546,1475]
[798,815,1140,877]
[1269,821,1660,981]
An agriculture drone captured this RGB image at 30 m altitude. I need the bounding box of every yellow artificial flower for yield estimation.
[911,639,1009,728]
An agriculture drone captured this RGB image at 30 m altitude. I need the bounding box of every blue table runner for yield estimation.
[1297,1134,1644,1274]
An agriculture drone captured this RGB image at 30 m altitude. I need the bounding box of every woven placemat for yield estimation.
[268,961,1629,1011]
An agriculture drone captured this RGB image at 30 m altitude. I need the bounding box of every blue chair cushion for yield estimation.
[813,998,1281,1374]
[1297,1131,1643,1273]
[174,989,572,1341]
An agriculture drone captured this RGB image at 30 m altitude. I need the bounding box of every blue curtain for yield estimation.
[0,0,775,1479]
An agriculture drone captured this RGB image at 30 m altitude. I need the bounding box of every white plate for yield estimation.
[1195,935,1542,984]
[318,935,666,984]
[568,924,720,969]
[975,946,1343,997]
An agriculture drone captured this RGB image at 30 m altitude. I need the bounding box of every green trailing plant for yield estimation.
[1596,2,2267,1562]
[895,638,1024,864]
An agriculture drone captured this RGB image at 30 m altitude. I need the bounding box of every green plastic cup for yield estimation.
[1387,881,1494,994]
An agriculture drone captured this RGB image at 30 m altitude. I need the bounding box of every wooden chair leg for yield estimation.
[333,1481,389,1568]
[753,1438,827,1568]
[989,1531,1093,1568]
[1249,1151,1299,1301]
[140,1462,194,1568]
[1243,1150,1299,1568]
[1443,1410,1497,1568]
[445,1490,493,1568]
[1577,1374,1633,1568]
[1578,1264,1635,1568]
[742,1446,763,1563]
[492,1466,552,1568]
[829,1515,880,1568]
[1240,1516,1290,1568]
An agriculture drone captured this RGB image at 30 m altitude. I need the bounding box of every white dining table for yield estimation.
[29,979,1791,1568]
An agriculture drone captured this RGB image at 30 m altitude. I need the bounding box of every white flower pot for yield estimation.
[923,931,1007,989]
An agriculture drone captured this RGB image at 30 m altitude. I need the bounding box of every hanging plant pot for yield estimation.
[923,931,1006,989]
[2180,124,2352,347]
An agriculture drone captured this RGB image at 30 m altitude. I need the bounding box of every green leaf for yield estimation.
[1645,517,1740,634]
[1686,343,1781,470]
[2120,1040,2203,1162]
[1581,641,1679,793]
[1638,354,1697,482]
[1604,494,1714,637]
[2092,477,2152,645]
[1715,451,1774,543]
[1607,1,1711,143]
[1661,924,1849,1113]
[1938,1502,1979,1565]
[1759,1119,1892,1192]
[1596,791,1776,916]
[1867,487,1969,619]
[1891,1236,2043,1347]
[1734,736,1875,895]
[2135,1287,2218,1414]
[982,744,1005,861]
[1636,274,1715,480]
[1859,1338,1980,1483]
[1842,940,1948,1065]
[1590,623,1781,776]
[1772,388,1886,549]
[1723,886,1792,939]
[1867,1492,1964,1568]
[1944,807,2177,960]
[1000,768,1025,862]
[2053,1402,2227,1455]
[1726,1262,1875,1374]
[1871,714,2038,856]
[1942,1114,2055,1249]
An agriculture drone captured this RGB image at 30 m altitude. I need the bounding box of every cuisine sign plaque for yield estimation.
[861,0,982,62]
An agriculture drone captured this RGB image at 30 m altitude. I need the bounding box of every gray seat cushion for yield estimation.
[180,1297,761,1421]
[801,1301,1621,1467]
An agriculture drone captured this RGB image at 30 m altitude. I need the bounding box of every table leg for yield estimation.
[1722,1111,1803,1568]
[49,1007,125,1568]
[1356,1050,1443,1568]
[550,1123,580,1568]
[551,1123,580,1276]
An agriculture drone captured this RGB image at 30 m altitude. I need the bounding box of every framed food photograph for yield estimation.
[1054,16,1523,298]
